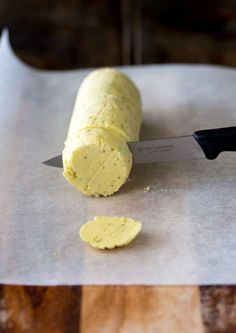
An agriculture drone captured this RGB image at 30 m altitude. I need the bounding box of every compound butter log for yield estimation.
[63,68,142,196]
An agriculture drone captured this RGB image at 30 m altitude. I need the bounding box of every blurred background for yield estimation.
[0,0,236,69]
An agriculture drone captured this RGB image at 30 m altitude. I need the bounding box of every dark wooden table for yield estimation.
[1,1,236,332]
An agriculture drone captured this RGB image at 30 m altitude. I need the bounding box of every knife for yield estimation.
[43,126,236,167]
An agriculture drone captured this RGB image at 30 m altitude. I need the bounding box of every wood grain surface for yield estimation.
[81,286,203,333]
[0,286,81,332]
[1,286,236,332]
[1,1,236,332]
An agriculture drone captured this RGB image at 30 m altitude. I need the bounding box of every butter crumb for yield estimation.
[53,248,62,259]
[144,186,151,192]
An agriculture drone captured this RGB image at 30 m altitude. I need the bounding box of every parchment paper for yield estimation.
[0,30,236,285]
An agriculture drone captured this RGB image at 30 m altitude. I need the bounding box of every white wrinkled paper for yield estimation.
[0,30,236,285]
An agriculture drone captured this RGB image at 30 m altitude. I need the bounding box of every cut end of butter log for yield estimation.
[79,216,142,249]
[63,68,141,196]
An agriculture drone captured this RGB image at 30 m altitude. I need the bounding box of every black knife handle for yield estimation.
[193,126,236,160]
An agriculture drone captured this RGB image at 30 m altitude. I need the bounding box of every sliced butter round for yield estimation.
[79,216,142,249]
[63,128,132,197]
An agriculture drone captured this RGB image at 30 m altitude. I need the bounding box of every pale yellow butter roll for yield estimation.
[63,68,141,196]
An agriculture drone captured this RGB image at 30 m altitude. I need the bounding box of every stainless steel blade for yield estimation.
[43,155,63,168]
[42,135,205,167]
[128,135,205,164]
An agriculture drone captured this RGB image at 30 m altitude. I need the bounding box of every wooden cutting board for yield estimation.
[1,285,236,332]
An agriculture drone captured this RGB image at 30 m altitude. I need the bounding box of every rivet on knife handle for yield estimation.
[193,126,236,160]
